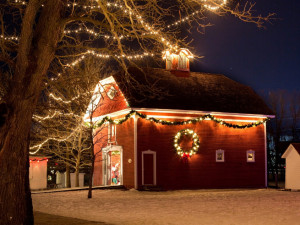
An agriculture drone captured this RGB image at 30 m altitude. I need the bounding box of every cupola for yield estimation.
[162,48,193,77]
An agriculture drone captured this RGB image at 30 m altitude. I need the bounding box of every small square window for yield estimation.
[107,86,117,99]
[216,149,225,162]
[247,150,255,162]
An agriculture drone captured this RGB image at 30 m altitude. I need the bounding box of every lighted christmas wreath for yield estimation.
[173,129,200,157]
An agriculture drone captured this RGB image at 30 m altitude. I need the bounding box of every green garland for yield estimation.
[174,129,200,157]
[89,110,269,129]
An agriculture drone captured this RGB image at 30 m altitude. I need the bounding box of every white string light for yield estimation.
[48,91,92,104]
[63,27,128,40]
[13,0,26,5]
[202,0,227,11]
[64,50,154,68]
[166,11,201,29]
[29,126,81,154]
[33,111,81,122]
[105,2,179,51]
[0,34,19,41]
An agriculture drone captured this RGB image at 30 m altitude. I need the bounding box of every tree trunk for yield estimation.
[88,116,95,198]
[65,154,71,188]
[0,88,42,225]
[0,1,65,224]
[75,168,79,187]
[88,138,95,198]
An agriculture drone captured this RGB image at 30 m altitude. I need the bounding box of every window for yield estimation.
[107,86,117,99]
[216,149,225,162]
[108,124,116,142]
[246,150,255,162]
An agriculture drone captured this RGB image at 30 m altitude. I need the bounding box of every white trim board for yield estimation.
[89,107,273,123]
[134,115,138,189]
[102,145,123,186]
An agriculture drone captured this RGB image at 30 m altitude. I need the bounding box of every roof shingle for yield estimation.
[113,67,273,115]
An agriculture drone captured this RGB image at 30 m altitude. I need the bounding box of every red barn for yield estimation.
[89,49,273,190]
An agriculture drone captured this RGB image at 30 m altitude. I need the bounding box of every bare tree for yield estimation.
[266,90,286,187]
[0,0,273,224]
[289,91,300,140]
[30,58,110,188]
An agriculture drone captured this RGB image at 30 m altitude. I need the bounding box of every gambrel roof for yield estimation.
[111,67,273,116]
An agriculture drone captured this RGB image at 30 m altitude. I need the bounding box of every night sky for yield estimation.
[191,0,300,93]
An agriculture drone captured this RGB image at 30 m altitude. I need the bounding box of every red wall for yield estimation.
[92,82,128,118]
[93,125,109,186]
[136,115,266,190]
[93,104,266,189]
[93,119,135,188]
[115,119,135,188]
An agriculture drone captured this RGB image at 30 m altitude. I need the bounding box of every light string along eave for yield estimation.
[90,110,270,129]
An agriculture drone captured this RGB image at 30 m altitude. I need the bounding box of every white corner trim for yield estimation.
[142,150,157,186]
[264,123,267,187]
[102,145,123,186]
[134,115,138,189]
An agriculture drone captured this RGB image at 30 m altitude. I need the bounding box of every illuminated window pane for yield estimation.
[216,149,225,162]
[107,86,117,99]
[247,150,255,162]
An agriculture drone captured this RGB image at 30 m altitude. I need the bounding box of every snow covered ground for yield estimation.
[32,189,300,225]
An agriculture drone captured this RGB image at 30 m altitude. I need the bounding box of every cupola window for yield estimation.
[162,48,193,72]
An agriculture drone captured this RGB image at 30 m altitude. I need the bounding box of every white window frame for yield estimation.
[107,124,116,143]
[107,86,117,99]
[246,150,255,163]
[216,149,225,162]
[102,145,123,186]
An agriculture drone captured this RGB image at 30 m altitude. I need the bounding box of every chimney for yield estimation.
[162,48,193,77]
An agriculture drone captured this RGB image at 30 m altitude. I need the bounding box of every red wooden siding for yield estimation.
[92,82,128,118]
[114,119,135,188]
[136,115,266,190]
[93,109,267,190]
[93,118,135,188]
[93,125,109,186]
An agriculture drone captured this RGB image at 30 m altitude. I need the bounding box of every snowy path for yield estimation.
[32,189,300,225]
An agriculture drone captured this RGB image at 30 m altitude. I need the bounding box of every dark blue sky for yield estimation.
[191,0,300,92]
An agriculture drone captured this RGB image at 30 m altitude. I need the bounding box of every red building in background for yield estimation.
[88,49,274,190]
